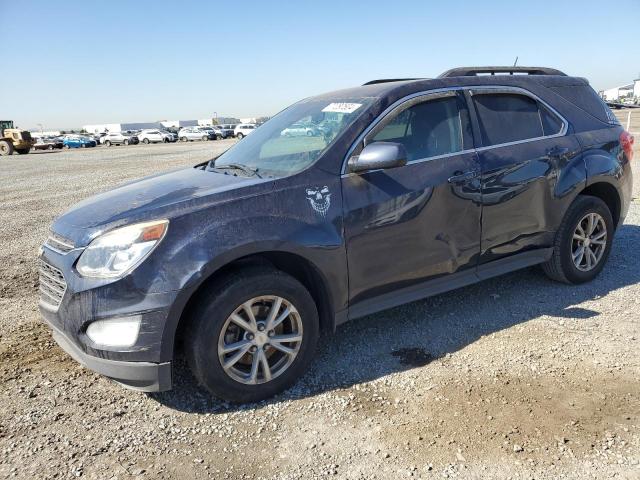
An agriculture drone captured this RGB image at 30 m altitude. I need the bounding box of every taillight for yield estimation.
[620,131,634,161]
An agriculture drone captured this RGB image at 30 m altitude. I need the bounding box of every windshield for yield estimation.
[210,96,375,177]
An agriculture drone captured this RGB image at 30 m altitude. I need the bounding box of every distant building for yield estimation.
[30,130,61,138]
[160,120,198,129]
[599,79,640,102]
[82,116,245,133]
[83,122,161,134]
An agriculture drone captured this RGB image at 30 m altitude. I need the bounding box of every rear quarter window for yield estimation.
[549,85,619,125]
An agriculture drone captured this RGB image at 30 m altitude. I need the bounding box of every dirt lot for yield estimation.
[0,141,639,479]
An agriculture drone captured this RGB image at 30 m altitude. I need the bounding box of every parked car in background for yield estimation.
[33,137,64,150]
[196,126,222,140]
[234,124,257,139]
[198,126,234,140]
[281,123,319,137]
[178,127,215,142]
[101,132,139,146]
[214,125,235,139]
[62,135,96,149]
[138,129,177,144]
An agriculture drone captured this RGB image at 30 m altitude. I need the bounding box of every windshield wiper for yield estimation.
[211,163,262,178]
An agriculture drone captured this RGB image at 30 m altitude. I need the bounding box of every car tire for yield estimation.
[63,144,70,149]
[47,144,54,150]
[237,133,244,140]
[306,130,313,136]
[185,267,319,403]
[143,138,150,144]
[105,140,111,147]
[542,195,614,284]
[216,134,223,141]
[164,138,169,143]
[124,139,129,146]
[202,135,208,142]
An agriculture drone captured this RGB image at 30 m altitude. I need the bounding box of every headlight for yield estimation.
[76,220,168,278]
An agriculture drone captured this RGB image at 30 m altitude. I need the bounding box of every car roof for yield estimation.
[312,67,588,103]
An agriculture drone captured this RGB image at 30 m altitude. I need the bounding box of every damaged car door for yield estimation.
[342,91,482,318]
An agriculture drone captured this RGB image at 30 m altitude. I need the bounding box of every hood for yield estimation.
[53,167,265,244]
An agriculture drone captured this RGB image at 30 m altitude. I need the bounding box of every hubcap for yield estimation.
[218,296,303,385]
[572,212,607,272]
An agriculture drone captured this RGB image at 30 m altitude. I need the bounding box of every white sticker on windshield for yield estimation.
[322,102,363,114]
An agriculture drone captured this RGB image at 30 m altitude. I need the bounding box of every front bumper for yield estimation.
[44,315,172,392]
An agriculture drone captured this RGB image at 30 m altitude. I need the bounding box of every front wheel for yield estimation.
[143,138,150,144]
[542,195,614,284]
[185,268,319,403]
[216,134,223,141]
[236,133,244,140]
[105,140,111,147]
[123,139,129,146]
[181,136,188,142]
[0,140,13,155]
[202,135,208,142]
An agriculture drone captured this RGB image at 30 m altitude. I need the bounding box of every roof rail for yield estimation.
[363,78,422,85]
[438,66,567,78]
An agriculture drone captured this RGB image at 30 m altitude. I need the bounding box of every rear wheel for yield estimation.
[105,140,111,147]
[0,140,14,156]
[216,134,223,141]
[237,133,244,140]
[542,195,614,284]
[202,135,208,141]
[48,144,54,150]
[181,136,188,142]
[63,144,70,149]
[185,268,319,403]
[124,139,130,146]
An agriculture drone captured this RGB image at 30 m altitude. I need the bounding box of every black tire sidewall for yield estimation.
[187,270,319,402]
[558,196,614,284]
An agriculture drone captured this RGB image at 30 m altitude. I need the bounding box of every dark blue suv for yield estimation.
[39,67,634,402]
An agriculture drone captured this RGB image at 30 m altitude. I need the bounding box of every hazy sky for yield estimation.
[2,0,639,130]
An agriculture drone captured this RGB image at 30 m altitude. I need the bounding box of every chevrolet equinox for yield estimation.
[39,66,634,402]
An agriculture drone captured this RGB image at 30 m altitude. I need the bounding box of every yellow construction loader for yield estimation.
[0,120,36,155]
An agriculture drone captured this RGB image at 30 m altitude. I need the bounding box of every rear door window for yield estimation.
[472,92,564,146]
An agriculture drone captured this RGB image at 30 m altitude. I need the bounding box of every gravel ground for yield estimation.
[0,141,638,479]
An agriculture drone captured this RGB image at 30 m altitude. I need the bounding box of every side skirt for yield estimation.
[345,248,553,322]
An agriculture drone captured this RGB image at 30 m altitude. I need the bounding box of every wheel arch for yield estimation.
[579,181,621,228]
[168,250,336,360]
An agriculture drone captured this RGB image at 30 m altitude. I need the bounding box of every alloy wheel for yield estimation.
[571,212,607,272]
[217,296,303,385]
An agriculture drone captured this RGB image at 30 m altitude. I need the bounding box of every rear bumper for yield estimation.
[45,317,172,392]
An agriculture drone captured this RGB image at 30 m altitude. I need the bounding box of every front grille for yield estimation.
[45,232,74,253]
[39,260,67,310]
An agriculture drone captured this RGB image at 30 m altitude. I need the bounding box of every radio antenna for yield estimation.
[513,56,519,67]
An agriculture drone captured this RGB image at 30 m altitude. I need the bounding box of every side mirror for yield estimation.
[348,142,408,173]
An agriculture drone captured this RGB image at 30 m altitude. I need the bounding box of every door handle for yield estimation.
[447,170,478,183]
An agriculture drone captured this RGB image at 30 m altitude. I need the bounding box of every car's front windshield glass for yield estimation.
[209,96,375,177]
